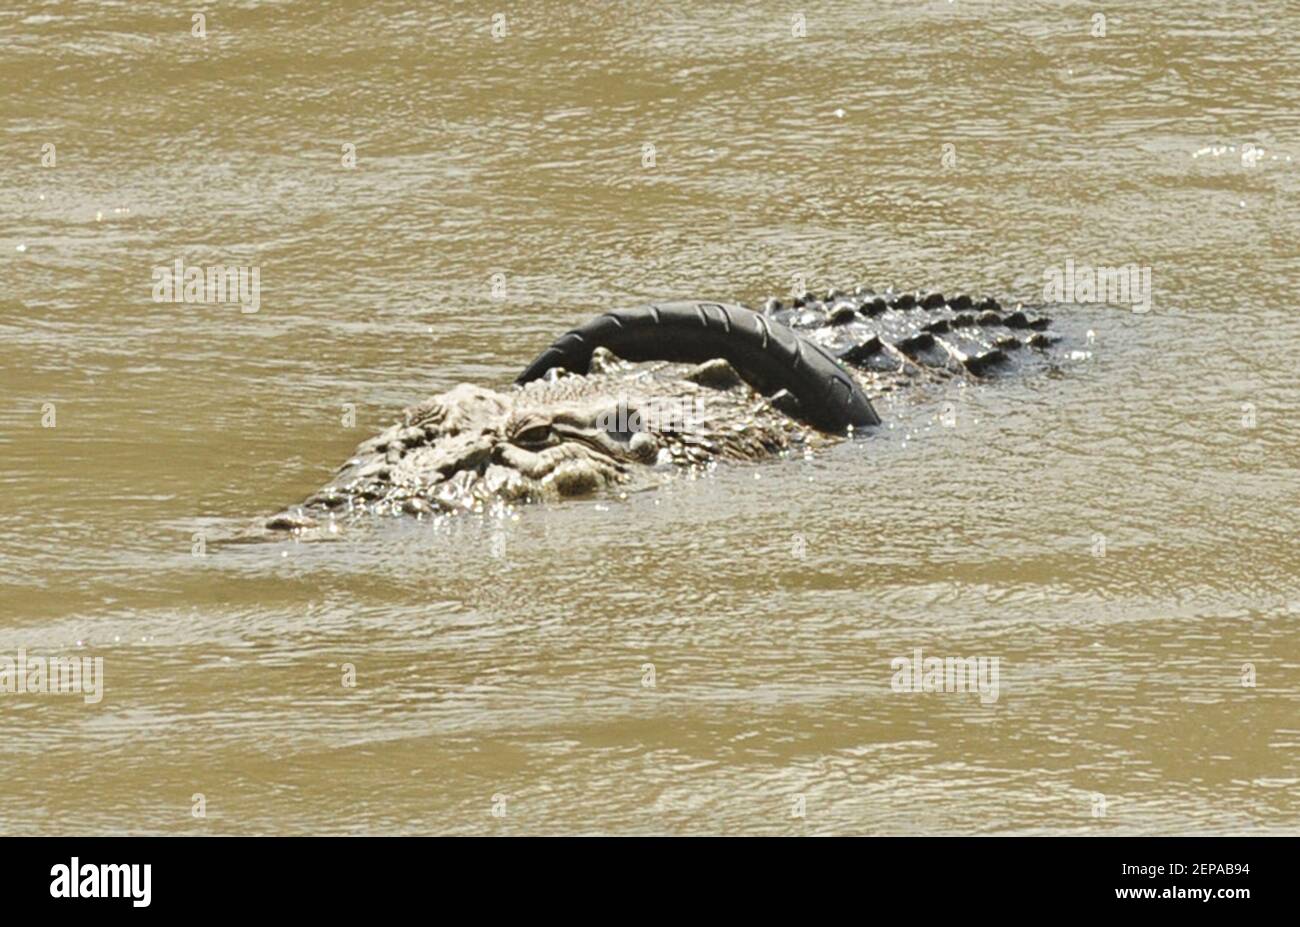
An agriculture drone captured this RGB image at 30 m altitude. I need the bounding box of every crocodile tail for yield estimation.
[513,301,880,433]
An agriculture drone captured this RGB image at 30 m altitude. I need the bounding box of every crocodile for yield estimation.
[265,287,1061,532]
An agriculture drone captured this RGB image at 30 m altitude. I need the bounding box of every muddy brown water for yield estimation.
[1,1,1297,834]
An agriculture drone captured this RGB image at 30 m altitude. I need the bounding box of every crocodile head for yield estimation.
[265,349,803,532]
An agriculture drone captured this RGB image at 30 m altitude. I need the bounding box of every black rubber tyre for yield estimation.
[514,301,880,433]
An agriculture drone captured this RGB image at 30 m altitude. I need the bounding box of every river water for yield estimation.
[1,0,1297,834]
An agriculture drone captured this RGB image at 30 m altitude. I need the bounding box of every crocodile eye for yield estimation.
[513,424,552,448]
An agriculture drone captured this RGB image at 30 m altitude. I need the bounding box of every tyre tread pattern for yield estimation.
[514,302,880,432]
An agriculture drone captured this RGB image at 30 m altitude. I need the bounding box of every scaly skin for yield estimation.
[265,287,1057,532]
